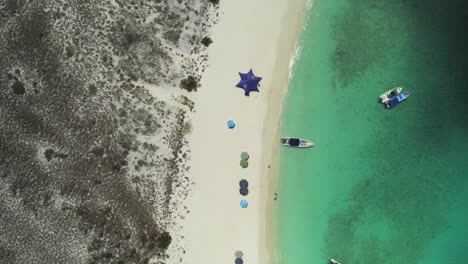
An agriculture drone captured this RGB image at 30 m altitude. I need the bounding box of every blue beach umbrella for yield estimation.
[239,187,249,196]
[235,69,262,96]
[235,258,244,264]
[239,179,248,188]
[227,120,235,129]
[240,199,248,208]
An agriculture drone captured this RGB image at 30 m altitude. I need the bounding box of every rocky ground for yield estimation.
[0,0,218,263]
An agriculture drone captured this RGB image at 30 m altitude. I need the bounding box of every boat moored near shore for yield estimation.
[280,137,314,148]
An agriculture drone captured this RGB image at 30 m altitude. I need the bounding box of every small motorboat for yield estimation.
[330,259,342,264]
[384,91,411,108]
[378,87,403,103]
[280,137,314,148]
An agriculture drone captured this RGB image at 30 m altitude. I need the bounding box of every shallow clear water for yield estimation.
[277,0,468,263]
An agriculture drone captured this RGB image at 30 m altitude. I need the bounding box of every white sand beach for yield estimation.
[171,0,310,263]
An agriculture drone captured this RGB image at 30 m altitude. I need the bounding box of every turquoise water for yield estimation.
[277,0,468,263]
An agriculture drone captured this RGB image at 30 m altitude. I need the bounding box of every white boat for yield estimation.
[330,259,341,264]
[378,87,403,103]
[280,137,314,148]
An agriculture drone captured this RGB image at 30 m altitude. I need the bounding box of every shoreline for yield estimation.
[259,1,311,264]
[174,0,310,263]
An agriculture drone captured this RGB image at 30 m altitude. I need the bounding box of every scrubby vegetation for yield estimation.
[0,0,218,263]
[11,80,25,95]
[157,232,172,250]
[201,36,213,47]
[180,76,199,92]
[44,149,68,161]
[208,0,220,5]
[182,121,193,135]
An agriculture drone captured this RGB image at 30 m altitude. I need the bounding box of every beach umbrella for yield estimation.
[235,69,262,96]
[234,250,244,258]
[240,160,249,168]
[235,258,244,264]
[227,120,235,129]
[240,187,249,196]
[240,152,249,160]
[240,199,248,208]
[239,179,248,188]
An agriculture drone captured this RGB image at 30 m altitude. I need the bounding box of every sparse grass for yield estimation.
[137,159,148,167]
[182,121,192,135]
[179,76,198,92]
[0,1,216,262]
[55,153,68,159]
[164,29,182,45]
[131,177,140,183]
[65,46,75,57]
[129,73,138,82]
[91,147,104,156]
[201,36,213,47]
[142,142,158,152]
[177,95,195,111]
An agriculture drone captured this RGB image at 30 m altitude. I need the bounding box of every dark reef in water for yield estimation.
[0,0,217,263]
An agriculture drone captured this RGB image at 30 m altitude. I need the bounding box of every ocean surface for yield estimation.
[277,0,468,263]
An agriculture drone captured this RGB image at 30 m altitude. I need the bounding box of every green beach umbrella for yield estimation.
[234,250,243,258]
[240,159,249,168]
[240,152,249,160]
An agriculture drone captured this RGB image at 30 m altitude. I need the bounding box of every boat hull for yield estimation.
[280,137,315,148]
[385,91,411,108]
[379,87,403,103]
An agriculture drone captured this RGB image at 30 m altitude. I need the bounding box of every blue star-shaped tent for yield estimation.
[235,69,262,96]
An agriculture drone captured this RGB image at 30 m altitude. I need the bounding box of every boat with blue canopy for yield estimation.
[385,91,411,108]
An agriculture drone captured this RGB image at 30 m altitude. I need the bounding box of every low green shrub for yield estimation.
[201,36,213,47]
[12,80,25,94]
[179,76,198,92]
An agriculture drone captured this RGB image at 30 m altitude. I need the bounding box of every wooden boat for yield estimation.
[280,137,314,148]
